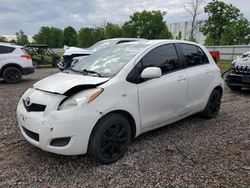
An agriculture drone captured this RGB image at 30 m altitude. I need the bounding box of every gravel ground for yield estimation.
[0,68,249,187]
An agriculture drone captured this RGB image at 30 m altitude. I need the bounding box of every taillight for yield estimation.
[21,54,32,60]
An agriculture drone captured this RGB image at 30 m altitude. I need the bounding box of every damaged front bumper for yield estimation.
[16,88,101,155]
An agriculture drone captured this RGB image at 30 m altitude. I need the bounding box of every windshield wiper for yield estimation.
[82,69,103,77]
[69,68,104,77]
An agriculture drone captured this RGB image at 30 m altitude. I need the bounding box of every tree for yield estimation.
[105,23,122,39]
[201,0,250,45]
[9,39,16,43]
[220,17,250,45]
[16,30,29,45]
[93,27,105,43]
[184,0,204,40]
[176,31,182,40]
[0,36,7,42]
[63,26,77,46]
[77,28,96,48]
[122,10,172,39]
[33,27,63,47]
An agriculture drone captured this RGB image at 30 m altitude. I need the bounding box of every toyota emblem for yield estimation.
[25,97,31,106]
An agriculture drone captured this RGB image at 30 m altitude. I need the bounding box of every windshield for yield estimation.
[88,40,115,52]
[71,44,148,77]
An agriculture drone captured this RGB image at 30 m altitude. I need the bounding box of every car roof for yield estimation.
[129,39,200,45]
[0,42,23,48]
[100,38,146,42]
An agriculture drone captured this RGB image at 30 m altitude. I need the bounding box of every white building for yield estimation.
[1,35,33,43]
[167,20,206,44]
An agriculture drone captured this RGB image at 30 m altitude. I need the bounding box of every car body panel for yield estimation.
[33,72,109,94]
[0,43,33,76]
[226,51,250,88]
[17,40,224,156]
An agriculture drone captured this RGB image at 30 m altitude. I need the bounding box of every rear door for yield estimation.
[178,43,213,111]
[135,44,188,130]
[0,45,15,69]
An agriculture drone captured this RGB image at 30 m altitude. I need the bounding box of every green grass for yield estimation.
[218,60,231,71]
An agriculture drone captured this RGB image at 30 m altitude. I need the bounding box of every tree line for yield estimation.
[31,10,172,48]
[1,0,250,47]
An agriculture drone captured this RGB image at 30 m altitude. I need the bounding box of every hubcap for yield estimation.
[101,123,128,159]
[6,70,19,81]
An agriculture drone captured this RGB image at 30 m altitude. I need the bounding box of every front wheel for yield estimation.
[201,89,222,119]
[2,67,22,84]
[88,114,132,165]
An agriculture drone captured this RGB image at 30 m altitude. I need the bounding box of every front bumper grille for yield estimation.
[23,99,46,112]
[22,126,39,142]
[233,65,250,74]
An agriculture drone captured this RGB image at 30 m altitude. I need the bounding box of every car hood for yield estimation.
[33,72,109,94]
[63,47,93,56]
[235,57,250,66]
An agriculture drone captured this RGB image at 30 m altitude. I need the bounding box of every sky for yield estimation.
[0,0,249,36]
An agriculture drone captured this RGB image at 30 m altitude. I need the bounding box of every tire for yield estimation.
[201,89,222,119]
[229,86,241,91]
[2,67,22,84]
[88,113,132,165]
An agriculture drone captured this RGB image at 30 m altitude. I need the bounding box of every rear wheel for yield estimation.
[2,67,22,84]
[202,89,222,119]
[229,86,241,91]
[88,113,132,165]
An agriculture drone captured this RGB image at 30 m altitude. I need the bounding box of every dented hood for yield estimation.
[63,47,92,56]
[33,72,109,94]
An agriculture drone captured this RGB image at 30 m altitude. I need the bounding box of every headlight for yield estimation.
[58,88,103,111]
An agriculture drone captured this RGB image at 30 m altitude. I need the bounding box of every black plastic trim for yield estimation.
[22,126,39,142]
[50,137,71,147]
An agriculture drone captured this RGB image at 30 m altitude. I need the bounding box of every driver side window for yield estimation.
[127,44,181,84]
[138,44,180,75]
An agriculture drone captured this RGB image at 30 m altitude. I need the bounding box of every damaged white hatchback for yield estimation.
[17,40,224,164]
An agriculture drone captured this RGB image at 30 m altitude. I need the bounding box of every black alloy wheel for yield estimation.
[2,67,22,84]
[88,113,131,165]
[202,89,222,119]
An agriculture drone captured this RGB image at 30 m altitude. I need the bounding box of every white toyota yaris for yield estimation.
[17,40,224,164]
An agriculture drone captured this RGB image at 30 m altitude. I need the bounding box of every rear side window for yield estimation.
[180,44,209,67]
[139,44,180,75]
[0,45,15,54]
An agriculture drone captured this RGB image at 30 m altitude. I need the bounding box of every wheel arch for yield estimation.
[0,63,23,77]
[90,109,137,143]
[214,85,223,96]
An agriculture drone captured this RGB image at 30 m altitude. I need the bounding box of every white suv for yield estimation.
[17,40,224,164]
[0,43,34,83]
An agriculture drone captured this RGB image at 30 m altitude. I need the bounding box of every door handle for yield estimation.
[206,69,213,74]
[177,76,187,82]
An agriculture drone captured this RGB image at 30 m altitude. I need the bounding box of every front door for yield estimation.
[136,44,188,130]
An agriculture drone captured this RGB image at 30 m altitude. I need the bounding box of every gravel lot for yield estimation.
[0,68,249,187]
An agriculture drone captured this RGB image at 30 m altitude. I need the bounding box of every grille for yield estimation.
[23,99,46,112]
[234,65,250,74]
[22,126,39,141]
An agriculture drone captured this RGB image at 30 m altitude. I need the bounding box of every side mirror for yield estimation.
[141,67,162,79]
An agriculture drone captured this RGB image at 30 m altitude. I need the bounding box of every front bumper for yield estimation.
[225,73,250,88]
[16,89,101,155]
